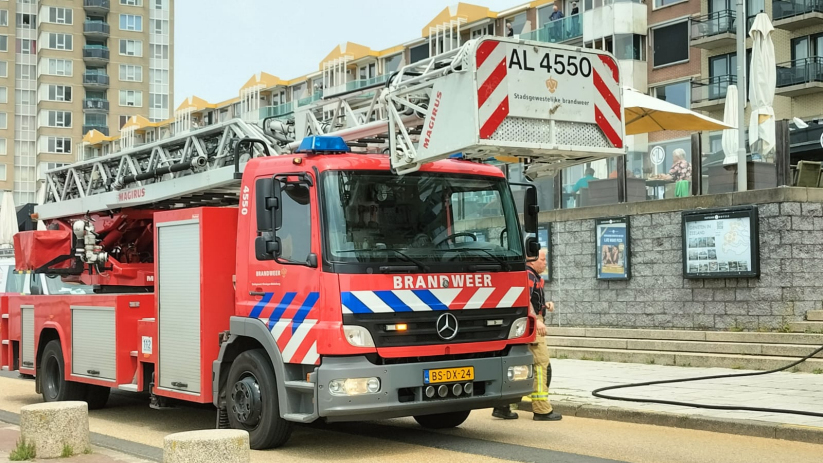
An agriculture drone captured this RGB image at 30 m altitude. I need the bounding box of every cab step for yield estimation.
[283,413,315,423]
[284,380,315,392]
[118,384,139,392]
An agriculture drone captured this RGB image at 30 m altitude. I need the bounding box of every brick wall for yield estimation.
[542,192,823,330]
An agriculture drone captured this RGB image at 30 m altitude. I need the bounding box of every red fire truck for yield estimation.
[0,37,624,449]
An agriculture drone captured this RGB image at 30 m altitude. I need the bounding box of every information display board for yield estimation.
[595,216,630,280]
[681,206,760,279]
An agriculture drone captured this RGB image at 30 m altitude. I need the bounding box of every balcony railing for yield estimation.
[691,10,736,40]
[83,124,109,136]
[521,14,582,44]
[691,75,737,103]
[83,46,110,61]
[773,0,823,21]
[83,0,110,11]
[83,73,110,86]
[83,98,109,111]
[84,21,110,35]
[776,56,823,87]
[260,101,295,119]
[346,74,390,93]
[297,91,322,107]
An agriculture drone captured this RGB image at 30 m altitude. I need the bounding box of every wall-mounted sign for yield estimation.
[650,146,666,165]
[595,216,630,280]
[537,224,551,281]
[681,206,760,279]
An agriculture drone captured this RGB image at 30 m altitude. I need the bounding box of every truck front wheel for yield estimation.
[41,340,87,402]
[225,349,292,449]
[414,410,471,429]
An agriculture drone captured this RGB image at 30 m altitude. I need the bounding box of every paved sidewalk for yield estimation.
[0,421,155,463]
[521,359,823,430]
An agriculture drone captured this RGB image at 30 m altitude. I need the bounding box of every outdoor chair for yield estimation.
[796,160,822,187]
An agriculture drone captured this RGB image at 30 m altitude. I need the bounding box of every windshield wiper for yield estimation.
[337,248,430,272]
[448,248,511,271]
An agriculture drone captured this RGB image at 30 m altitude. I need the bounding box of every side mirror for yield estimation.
[525,236,540,259]
[524,186,539,234]
[255,235,281,260]
[255,178,274,231]
[271,178,283,230]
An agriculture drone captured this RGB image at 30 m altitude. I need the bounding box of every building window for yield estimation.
[653,81,690,109]
[0,113,7,129]
[0,10,7,27]
[119,90,143,107]
[16,38,34,54]
[119,115,130,128]
[155,0,169,9]
[0,35,7,52]
[383,54,402,74]
[47,7,72,25]
[45,85,72,102]
[505,12,527,36]
[150,94,168,109]
[16,89,34,105]
[119,39,142,56]
[45,58,72,76]
[47,33,72,51]
[151,19,168,34]
[0,138,6,155]
[0,61,6,77]
[42,137,72,154]
[149,69,168,84]
[16,64,34,80]
[149,44,168,59]
[46,111,72,128]
[614,34,646,61]
[119,64,142,82]
[654,0,687,8]
[470,23,494,38]
[409,43,429,64]
[0,164,5,181]
[15,13,35,29]
[121,0,143,6]
[652,21,689,67]
[84,113,107,127]
[0,87,7,104]
[119,14,142,32]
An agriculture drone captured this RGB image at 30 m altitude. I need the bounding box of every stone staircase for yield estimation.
[546,327,823,372]
[790,310,823,333]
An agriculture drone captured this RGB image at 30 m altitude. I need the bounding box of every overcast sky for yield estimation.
[173,0,519,106]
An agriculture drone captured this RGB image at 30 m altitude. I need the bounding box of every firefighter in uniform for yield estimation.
[492,248,562,421]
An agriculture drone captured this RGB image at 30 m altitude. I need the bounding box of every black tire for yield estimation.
[84,385,110,410]
[40,340,87,403]
[226,349,292,449]
[413,410,472,429]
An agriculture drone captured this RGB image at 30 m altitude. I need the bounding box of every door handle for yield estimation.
[171,381,188,388]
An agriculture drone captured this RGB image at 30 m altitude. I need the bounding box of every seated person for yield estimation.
[573,167,597,192]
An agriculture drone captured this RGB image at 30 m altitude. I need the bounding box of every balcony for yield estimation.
[83,98,109,112]
[83,0,110,14]
[83,46,110,64]
[520,14,582,45]
[773,0,823,31]
[83,73,110,88]
[691,75,737,111]
[297,91,322,107]
[260,101,295,119]
[83,21,110,38]
[690,11,737,49]
[776,57,823,96]
[83,124,109,136]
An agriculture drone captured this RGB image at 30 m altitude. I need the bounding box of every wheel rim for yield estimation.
[44,355,61,400]
[231,374,262,428]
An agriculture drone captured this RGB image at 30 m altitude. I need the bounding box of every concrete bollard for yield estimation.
[163,429,250,463]
[20,401,90,459]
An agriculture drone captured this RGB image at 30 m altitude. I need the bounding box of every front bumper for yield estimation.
[316,345,533,422]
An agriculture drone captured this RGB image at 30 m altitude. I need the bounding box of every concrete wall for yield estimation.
[541,188,823,330]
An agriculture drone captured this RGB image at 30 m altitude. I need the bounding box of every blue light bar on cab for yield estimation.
[295,136,349,154]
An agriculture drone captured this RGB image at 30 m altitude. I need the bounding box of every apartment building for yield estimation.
[0,0,173,205]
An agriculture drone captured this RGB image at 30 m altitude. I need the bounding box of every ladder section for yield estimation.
[38,119,276,220]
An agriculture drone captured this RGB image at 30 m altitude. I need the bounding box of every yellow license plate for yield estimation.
[424,367,475,384]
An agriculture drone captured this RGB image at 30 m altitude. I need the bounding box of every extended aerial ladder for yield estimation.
[38,36,627,223]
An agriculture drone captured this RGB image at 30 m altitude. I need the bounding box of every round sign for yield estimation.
[650,146,666,166]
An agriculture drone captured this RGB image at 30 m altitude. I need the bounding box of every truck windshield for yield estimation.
[322,170,524,267]
[44,275,94,295]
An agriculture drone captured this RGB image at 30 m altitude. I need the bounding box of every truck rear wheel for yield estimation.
[41,340,87,403]
[414,410,471,429]
[226,349,292,449]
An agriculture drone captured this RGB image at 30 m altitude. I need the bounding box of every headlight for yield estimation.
[508,317,529,339]
[343,325,375,347]
[328,377,381,396]
[507,365,532,381]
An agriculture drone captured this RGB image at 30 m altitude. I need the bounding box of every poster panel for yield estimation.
[595,216,630,280]
[682,206,760,279]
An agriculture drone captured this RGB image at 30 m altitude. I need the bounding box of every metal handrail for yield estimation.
[776,56,823,87]
[773,0,823,21]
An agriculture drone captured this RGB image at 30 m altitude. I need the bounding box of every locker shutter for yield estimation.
[71,307,116,380]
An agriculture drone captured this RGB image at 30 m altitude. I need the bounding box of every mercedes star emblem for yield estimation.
[436,312,459,340]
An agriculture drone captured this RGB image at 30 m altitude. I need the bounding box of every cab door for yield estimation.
[244,171,323,365]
